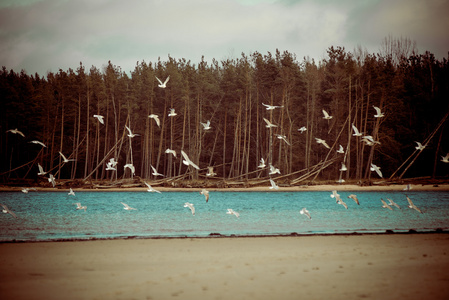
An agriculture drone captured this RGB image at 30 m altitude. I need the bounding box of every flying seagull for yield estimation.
[168,108,177,117]
[263,118,277,128]
[156,75,170,88]
[298,126,307,133]
[125,125,139,138]
[21,187,37,193]
[181,150,200,170]
[373,106,385,118]
[48,174,56,187]
[339,163,347,172]
[200,120,211,130]
[403,184,412,191]
[440,153,449,163]
[337,145,344,154]
[331,190,348,209]
[37,163,46,176]
[352,124,363,136]
[381,199,393,211]
[315,138,330,149]
[269,178,279,190]
[226,208,240,218]
[258,158,266,169]
[269,164,280,175]
[262,103,283,110]
[407,196,423,214]
[151,165,164,177]
[6,128,25,137]
[1,203,17,218]
[29,140,46,147]
[59,152,75,163]
[276,134,291,146]
[124,164,135,175]
[347,194,360,205]
[322,109,333,120]
[370,163,383,178]
[387,198,401,209]
[415,141,426,151]
[73,202,86,212]
[121,202,137,211]
[184,202,195,215]
[148,114,160,127]
[93,114,104,124]
[200,189,210,202]
[144,182,161,193]
[300,208,311,219]
[206,166,217,177]
[68,188,75,196]
[165,149,177,158]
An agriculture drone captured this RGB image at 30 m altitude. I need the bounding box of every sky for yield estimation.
[0,0,448,76]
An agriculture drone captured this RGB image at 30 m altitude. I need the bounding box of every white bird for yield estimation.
[21,187,36,194]
[151,165,164,177]
[144,182,161,193]
[168,108,177,117]
[336,179,345,183]
[68,188,75,196]
[269,178,279,190]
[403,184,412,191]
[181,150,200,170]
[93,114,104,124]
[407,196,423,214]
[331,190,347,209]
[300,208,311,219]
[125,125,139,138]
[322,109,333,120]
[184,202,195,215]
[269,164,280,175]
[370,163,383,178]
[37,163,46,176]
[263,118,277,128]
[73,202,86,212]
[387,198,401,209]
[106,161,117,171]
[258,158,266,169]
[361,135,380,146]
[200,120,211,130]
[352,124,363,136]
[298,126,307,133]
[121,202,137,211]
[381,199,393,211]
[108,158,118,167]
[6,128,25,137]
[124,164,135,175]
[339,163,347,172]
[337,145,344,154]
[373,106,385,118]
[165,149,177,158]
[200,189,210,202]
[415,141,426,151]
[59,152,75,163]
[29,140,46,147]
[1,203,17,218]
[276,134,291,146]
[48,174,56,187]
[337,198,348,209]
[226,208,239,218]
[315,138,330,149]
[206,166,217,177]
[441,153,449,163]
[262,103,283,110]
[148,114,160,127]
[156,75,170,88]
[348,194,360,205]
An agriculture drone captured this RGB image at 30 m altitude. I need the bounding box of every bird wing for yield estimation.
[373,106,381,115]
[121,202,131,209]
[322,110,329,118]
[155,76,163,85]
[163,76,170,84]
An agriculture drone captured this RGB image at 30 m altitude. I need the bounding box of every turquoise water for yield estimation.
[1,190,448,241]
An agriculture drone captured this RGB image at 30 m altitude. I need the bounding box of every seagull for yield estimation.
[337,198,348,209]
[59,152,75,163]
[29,140,46,147]
[73,202,86,212]
[125,125,139,138]
[262,103,283,110]
[263,118,277,128]
[415,141,426,151]
[337,145,344,154]
[441,153,449,163]
[1,203,17,218]
[144,182,161,193]
[206,166,217,177]
[148,114,160,127]
[106,161,117,171]
[6,128,25,137]
[352,124,363,136]
[151,165,164,177]
[200,189,210,202]
[168,108,177,117]
[184,202,195,215]
[165,149,177,158]
[298,126,307,133]
[406,196,423,214]
[68,188,75,196]
[200,120,211,130]
[156,75,170,88]
[181,150,200,170]
[387,198,401,209]
[276,134,291,146]
[370,163,383,178]
[269,178,279,190]
[362,135,380,146]
[48,174,56,187]
[258,158,266,169]
[373,106,385,118]
[108,158,118,167]
[269,164,280,175]
[226,208,239,218]
[381,199,393,211]
[339,163,347,172]
[121,202,137,211]
[347,194,360,205]
[37,163,46,176]
[21,187,36,193]
[322,109,333,120]
[331,190,347,209]
[403,184,412,191]
[300,208,311,219]
[315,138,330,149]
[124,163,135,175]
[93,114,104,124]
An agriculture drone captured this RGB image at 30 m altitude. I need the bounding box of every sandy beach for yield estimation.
[1,234,449,300]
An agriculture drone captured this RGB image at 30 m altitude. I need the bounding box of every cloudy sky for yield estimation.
[0,0,448,75]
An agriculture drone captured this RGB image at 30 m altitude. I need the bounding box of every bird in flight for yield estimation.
[6,128,25,137]
[387,198,401,209]
[151,165,164,177]
[276,134,291,146]
[352,124,363,136]
[337,145,344,154]
[300,208,311,219]
[37,163,46,176]
[263,118,277,128]
[48,174,56,187]
[73,202,86,212]
[440,153,449,163]
[121,202,137,211]
[407,196,423,213]
[269,164,280,175]
[415,141,426,151]
[93,114,104,124]
[298,126,307,133]
[340,163,347,172]
[381,199,393,211]
[1,203,18,218]
[226,208,239,218]
[262,103,283,110]
[200,120,211,130]
[156,75,170,88]
[29,140,46,147]
[184,202,195,215]
[373,106,385,118]
[21,187,36,193]
[125,125,139,138]
[347,194,359,205]
[181,150,200,170]
[315,138,330,149]
[258,158,266,169]
[124,163,135,175]
[148,114,160,127]
[322,109,332,120]
[206,166,217,177]
[168,108,177,117]
[165,149,177,158]
[200,189,210,202]
[269,178,279,190]
[370,163,383,178]
[144,182,161,193]
[59,152,75,163]
[68,188,75,196]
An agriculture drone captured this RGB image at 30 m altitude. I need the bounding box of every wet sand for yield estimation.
[1,234,449,300]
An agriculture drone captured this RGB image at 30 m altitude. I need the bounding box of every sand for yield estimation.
[1,234,449,300]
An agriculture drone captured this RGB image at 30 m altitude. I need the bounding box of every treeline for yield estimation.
[1,44,449,185]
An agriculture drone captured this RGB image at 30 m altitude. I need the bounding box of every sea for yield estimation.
[1,190,448,242]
